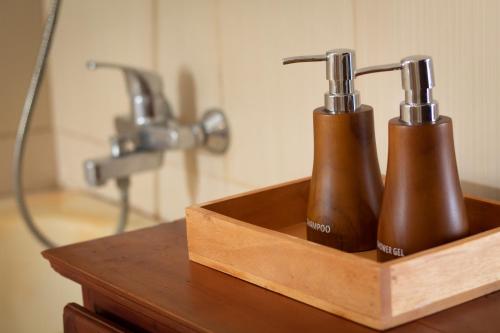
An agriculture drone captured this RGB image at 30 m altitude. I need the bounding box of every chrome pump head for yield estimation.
[283,49,360,113]
[356,55,439,125]
[399,56,438,124]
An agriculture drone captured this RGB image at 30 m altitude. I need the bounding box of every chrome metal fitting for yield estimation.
[283,49,360,113]
[87,60,171,126]
[83,60,230,187]
[399,56,439,124]
[355,55,439,125]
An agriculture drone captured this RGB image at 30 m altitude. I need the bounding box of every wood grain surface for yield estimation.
[307,106,383,251]
[378,117,469,261]
[63,303,131,333]
[43,220,500,332]
[187,177,500,330]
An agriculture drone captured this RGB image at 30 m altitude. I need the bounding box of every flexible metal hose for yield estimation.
[13,0,130,248]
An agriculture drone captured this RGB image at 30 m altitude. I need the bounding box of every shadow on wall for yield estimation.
[177,68,199,203]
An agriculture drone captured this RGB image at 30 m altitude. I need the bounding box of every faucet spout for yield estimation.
[84,151,163,186]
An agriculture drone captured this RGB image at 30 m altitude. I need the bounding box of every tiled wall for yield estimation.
[47,0,355,220]
[155,0,355,220]
[47,0,158,214]
[47,0,500,221]
[0,0,57,196]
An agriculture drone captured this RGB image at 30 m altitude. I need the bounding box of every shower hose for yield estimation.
[13,0,130,248]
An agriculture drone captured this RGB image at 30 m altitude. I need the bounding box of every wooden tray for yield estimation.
[185,178,500,330]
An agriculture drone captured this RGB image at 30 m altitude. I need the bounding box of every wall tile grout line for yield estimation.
[212,0,232,189]
[0,126,53,141]
[54,126,108,147]
[151,0,161,220]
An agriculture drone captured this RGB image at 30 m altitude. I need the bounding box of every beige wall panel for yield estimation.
[0,0,52,135]
[44,0,350,216]
[156,0,234,218]
[217,0,355,188]
[156,0,222,126]
[159,163,251,221]
[47,0,158,211]
[0,0,57,195]
[354,0,500,190]
[48,0,155,141]
[44,0,500,214]
[156,0,356,220]
[0,132,56,196]
[155,0,223,173]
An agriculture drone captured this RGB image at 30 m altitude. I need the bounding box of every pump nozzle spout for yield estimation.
[283,49,360,113]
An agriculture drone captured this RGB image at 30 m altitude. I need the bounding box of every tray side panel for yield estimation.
[389,228,500,319]
[202,178,309,230]
[186,207,385,329]
[465,196,500,233]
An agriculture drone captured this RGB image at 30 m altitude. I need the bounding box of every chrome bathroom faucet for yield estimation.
[83,61,230,186]
[15,0,229,248]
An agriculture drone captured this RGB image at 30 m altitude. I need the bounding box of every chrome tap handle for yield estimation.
[87,60,170,126]
[86,60,164,94]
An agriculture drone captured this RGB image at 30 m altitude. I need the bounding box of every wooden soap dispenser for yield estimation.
[373,56,470,261]
[283,49,383,252]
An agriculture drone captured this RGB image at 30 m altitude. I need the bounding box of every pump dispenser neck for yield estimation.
[355,55,439,125]
[284,50,439,123]
[399,56,439,125]
[283,49,360,113]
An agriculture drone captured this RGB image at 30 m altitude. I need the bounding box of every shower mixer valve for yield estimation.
[83,60,230,187]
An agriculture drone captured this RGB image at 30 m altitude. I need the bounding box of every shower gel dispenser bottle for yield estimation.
[283,49,383,252]
[375,56,469,261]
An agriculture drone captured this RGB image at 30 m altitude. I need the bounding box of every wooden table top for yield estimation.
[43,220,499,333]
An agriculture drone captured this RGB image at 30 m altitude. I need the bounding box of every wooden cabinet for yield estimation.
[64,303,130,333]
[43,221,500,333]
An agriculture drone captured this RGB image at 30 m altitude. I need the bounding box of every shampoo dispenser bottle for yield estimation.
[375,56,469,261]
[283,49,383,252]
